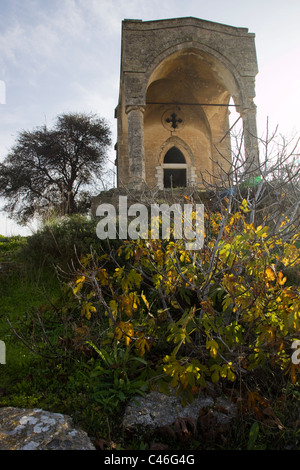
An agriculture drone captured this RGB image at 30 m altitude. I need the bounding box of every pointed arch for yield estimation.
[155,137,197,189]
[164,147,186,164]
[144,43,243,109]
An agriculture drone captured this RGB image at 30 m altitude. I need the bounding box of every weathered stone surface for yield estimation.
[0,407,96,450]
[122,390,236,431]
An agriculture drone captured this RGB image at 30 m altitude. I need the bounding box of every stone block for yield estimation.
[0,407,95,450]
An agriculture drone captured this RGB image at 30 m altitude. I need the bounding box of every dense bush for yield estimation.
[0,235,27,261]
[66,201,300,406]
[20,215,100,268]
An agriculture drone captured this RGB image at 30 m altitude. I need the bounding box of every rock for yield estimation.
[123,390,237,431]
[0,407,96,450]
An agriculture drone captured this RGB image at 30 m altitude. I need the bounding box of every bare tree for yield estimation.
[199,120,300,240]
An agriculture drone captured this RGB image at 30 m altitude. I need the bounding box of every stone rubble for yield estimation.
[122,390,237,431]
[0,407,96,450]
[0,392,238,449]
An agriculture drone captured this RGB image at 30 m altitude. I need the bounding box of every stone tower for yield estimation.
[115,17,258,190]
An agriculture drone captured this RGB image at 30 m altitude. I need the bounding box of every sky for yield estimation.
[0,0,300,236]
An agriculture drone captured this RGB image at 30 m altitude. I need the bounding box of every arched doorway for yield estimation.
[163,147,187,188]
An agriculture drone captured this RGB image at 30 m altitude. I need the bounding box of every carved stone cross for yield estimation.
[165,112,183,130]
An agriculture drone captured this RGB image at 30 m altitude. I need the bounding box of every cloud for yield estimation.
[0,0,90,78]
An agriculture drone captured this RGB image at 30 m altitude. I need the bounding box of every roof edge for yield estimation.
[122,17,254,37]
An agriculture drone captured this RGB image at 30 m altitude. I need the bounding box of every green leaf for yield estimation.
[158,380,171,395]
[129,356,148,365]
[247,421,260,450]
[85,341,113,366]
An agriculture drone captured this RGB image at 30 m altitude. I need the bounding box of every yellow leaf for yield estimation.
[73,276,85,295]
[109,300,118,319]
[135,335,151,356]
[120,292,139,317]
[97,268,108,286]
[265,267,276,281]
[153,249,164,264]
[206,339,219,358]
[86,291,96,301]
[73,283,83,295]
[255,225,268,238]
[277,271,287,286]
[141,292,149,310]
[239,199,250,213]
[227,367,235,382]
[81,302,96,320]
[114,324,123,341]
[282,244,300,267]
[115,321,134,346]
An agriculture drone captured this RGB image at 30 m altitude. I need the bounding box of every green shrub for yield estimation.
[0,235,27,262]
[20,214,125,270]
[20,215,99,268]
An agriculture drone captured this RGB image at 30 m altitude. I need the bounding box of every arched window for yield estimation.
[163,147,187,188]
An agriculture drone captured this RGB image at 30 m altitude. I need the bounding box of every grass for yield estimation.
[0,237,61,394]
[0,231,132,447]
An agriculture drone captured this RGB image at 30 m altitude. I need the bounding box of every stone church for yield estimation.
[114,17,259,191]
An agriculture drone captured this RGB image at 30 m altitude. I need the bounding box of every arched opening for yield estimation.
[143,47,236,187]
[163,147,187,188]
[164,147,186,164]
